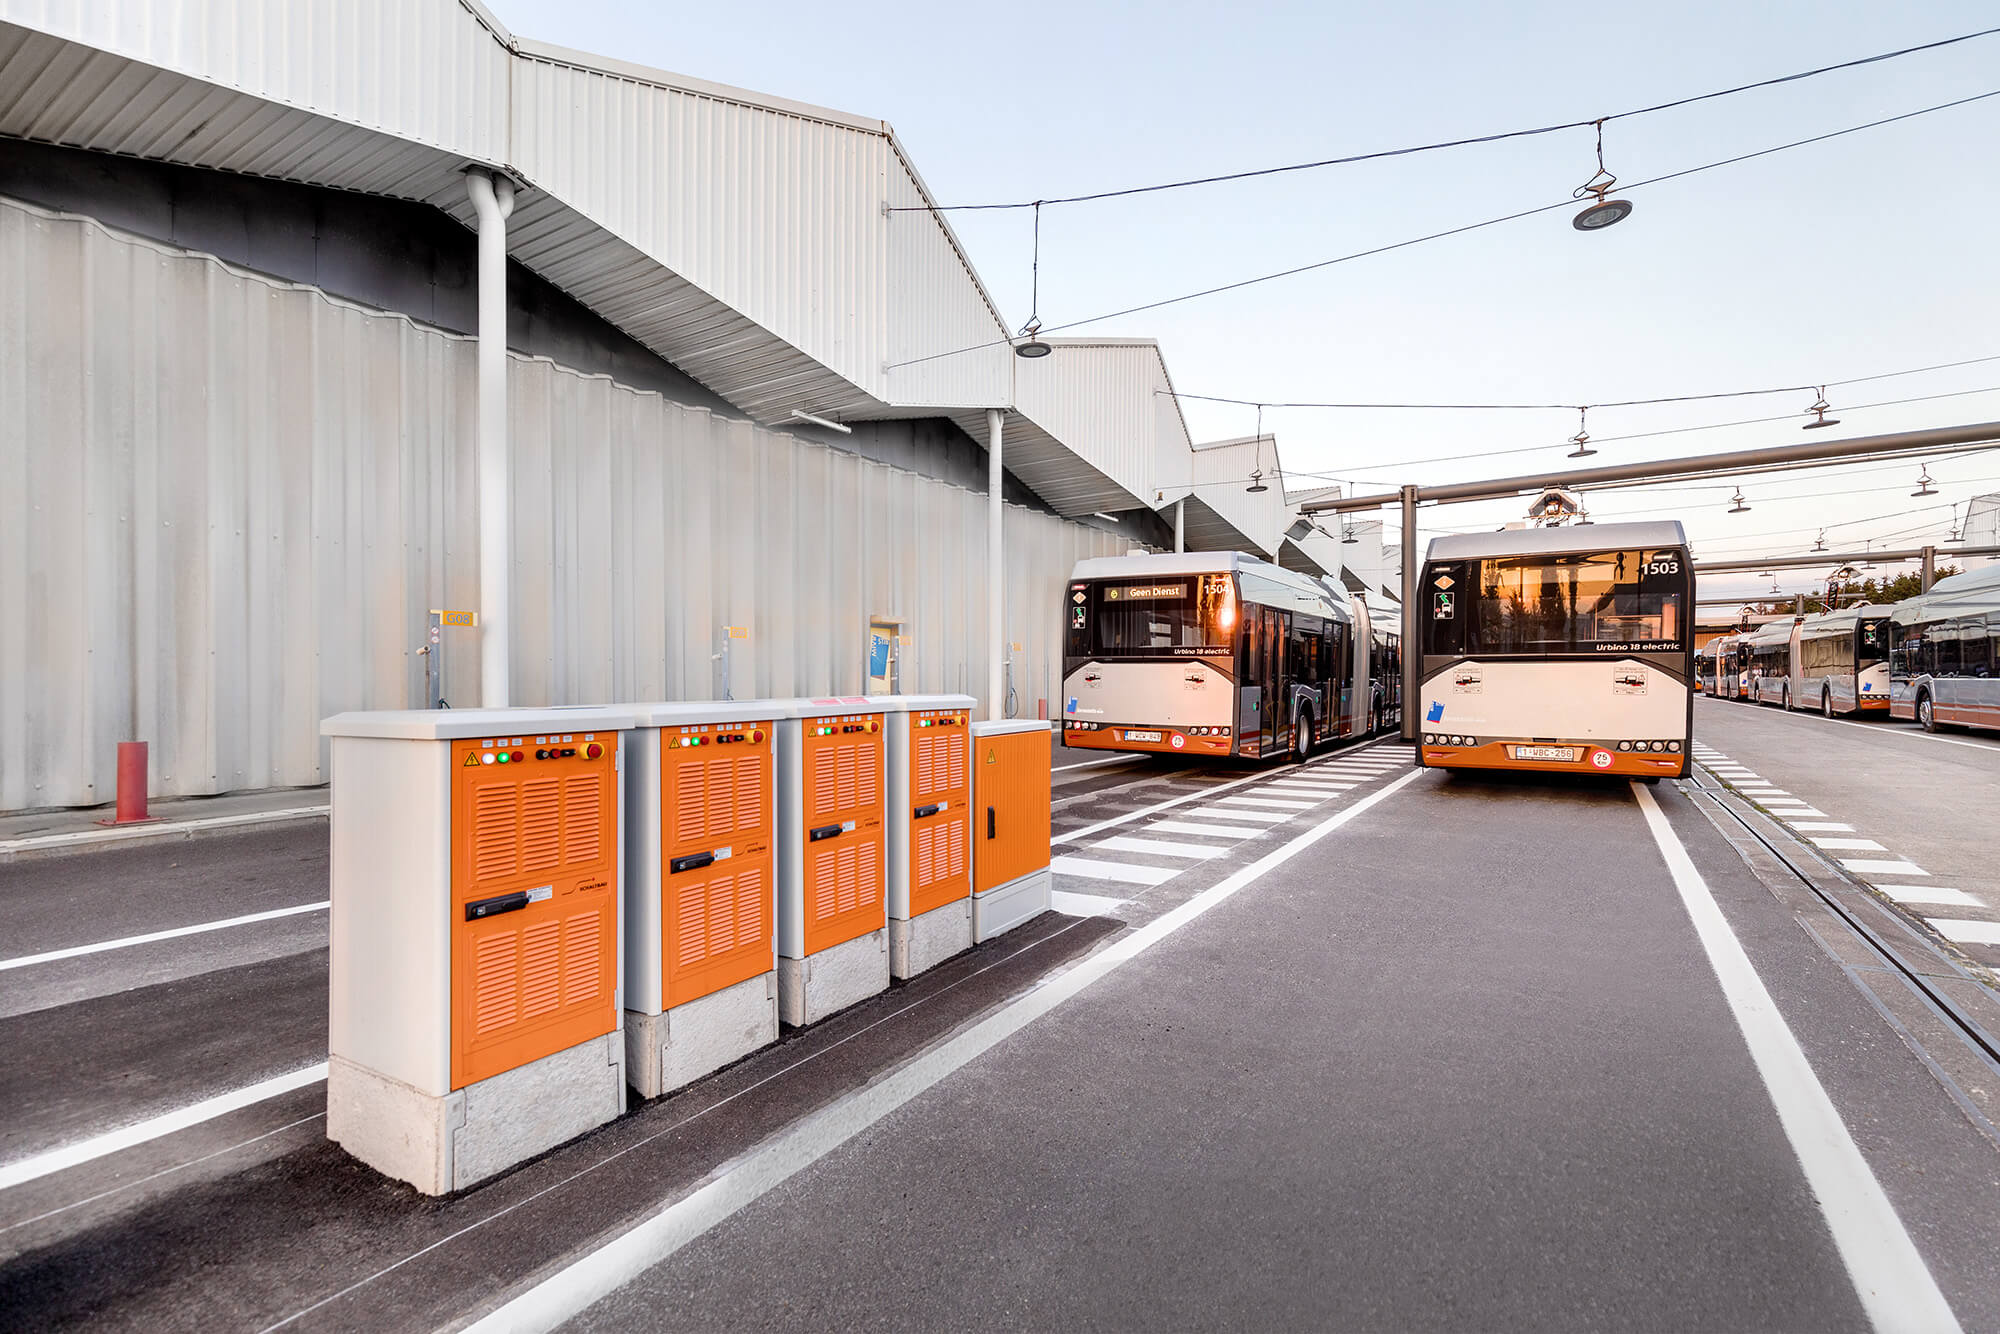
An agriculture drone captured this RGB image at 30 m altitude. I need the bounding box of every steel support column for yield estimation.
[467,169,516,707]
[987,408,1005,721]
[1921,545,1937,591]
[1400,485,1418,743]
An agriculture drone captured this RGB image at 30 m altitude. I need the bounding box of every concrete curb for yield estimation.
[0,805,328,863]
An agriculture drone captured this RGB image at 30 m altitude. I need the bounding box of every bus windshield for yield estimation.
[1467,549,1685,654]
[1069,573,1235,656]
[1857,617,1890,668]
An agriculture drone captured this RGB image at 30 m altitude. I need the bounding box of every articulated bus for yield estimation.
[1795,604,1893,716]
[1744,619,1801,708]
[1719,633,1753,700]
[1693,640,1716,693]
[1416,521,1692,780]
[1887,562,2000,733]
[1060,552,1398,761]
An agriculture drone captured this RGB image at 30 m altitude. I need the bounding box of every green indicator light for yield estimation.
[496,751,509,763]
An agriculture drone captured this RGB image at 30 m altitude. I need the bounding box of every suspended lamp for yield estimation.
[1567,406,1596,459]
[1245,405,1269,492]
[1728,487,1750,514]
[1911,466,1937,498]
[1571,120,1633,231]
[1015,202,1051,358]
[1801,386,1839,431]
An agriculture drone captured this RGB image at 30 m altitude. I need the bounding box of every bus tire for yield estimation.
[1292,709,1312,762]
[1821,687,1833,718]
[1917,690,1939,732]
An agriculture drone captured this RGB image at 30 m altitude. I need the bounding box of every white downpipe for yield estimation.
[987,408,1005,721]
[1174,498,1185,553]
[467,170,515,707]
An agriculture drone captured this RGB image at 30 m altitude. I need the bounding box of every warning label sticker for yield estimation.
[1613,668,1650,695]
[1452,667,1482,694]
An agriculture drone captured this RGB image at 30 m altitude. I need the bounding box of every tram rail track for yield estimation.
[1685,766,2000,1139]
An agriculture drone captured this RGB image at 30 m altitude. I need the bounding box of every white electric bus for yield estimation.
[1416,521,1692,780]
[1795,603,1893,717]
[1060,552,1396,761]
[1887,562,2000,733]
[1744,619,1801,708]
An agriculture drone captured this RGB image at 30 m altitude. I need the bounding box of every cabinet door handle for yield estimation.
[809,823,843,842]
[913,803,941,819]
[669,851,715,874]
[986,806,996,840]
[465,891,529,921]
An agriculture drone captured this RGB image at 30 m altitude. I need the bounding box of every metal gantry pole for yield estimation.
[467,169,516,708]
[987,408,1005,721]
[1921,545,1937,592]
[1400,485,1418,743]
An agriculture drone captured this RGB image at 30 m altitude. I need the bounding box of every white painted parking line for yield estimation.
[1050,891,1127,917]
[1214,796,1317,811]
[1928,919,2000,947]
[1811,710,2000,753]
[1149,819,1267,839]
[1051,766,1273,846]
[1872,885,1983,907]
[459,775,1428,1334]
[1838,858,1930,877]
[0,901,331,972]
[1262,783,1351,795]
[1809,838,1887,852]
[1092,836,1224,860]
[1786,822,1854,832]
[1629,783,1961,1334]
[0,1062,329,1191]
[1049,856,1177,887]
[1770,807,1829,818]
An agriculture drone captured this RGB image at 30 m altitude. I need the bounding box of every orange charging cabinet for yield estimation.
[622,701,780,1097]
[971,720,1054,942]
[321,706,635,1195]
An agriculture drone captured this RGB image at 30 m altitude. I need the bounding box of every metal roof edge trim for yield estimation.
[510,38,889,135]
[884,136,1011,344]
[453,0,517,47]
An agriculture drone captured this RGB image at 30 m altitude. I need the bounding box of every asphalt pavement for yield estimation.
[3,735,1998,1330]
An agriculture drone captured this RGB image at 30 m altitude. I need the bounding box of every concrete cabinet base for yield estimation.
[777,928,889,1027]
[889,898,973,981]
[973,868,1051,943]
[327,1033,625,1196]
[625,971,778,1099]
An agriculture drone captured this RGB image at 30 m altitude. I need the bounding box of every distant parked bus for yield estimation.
[1719,633,1753,700]
[1744,619,1801,708]
[1694,639,1717,693]
[1416,521,1692,780]
[1887,563,2000,733]
[1795,604,1893,716]
[1060,551,1395,761]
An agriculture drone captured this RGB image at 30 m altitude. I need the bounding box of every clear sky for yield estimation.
[489,0,2000,604]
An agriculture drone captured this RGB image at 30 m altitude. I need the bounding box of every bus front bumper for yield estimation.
[1419,739,1684,778]
[1061,723,1236,757]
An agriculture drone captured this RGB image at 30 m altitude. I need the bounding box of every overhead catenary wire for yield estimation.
[884,86,2000,371]
[887,26,2000,213]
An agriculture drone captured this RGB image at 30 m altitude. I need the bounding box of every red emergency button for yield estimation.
[866,719,880,734]
[749,728,765,743]
[584,742,603,760]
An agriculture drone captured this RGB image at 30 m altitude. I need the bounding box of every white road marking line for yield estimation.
[1091,836,1223,860]
[460,771,1427,1334]
[0,805,328,856]
[1148,819,1266,839]
[1809,711,2000,753]
[1261,785,1352,796]
[1871,885,1983,907]
[1049,856,1176,887]
[1838,858,1930,876]
[1188,806,1287,824]
[1629,782,1961,1334]
[1809,838,1887,852]
[0,1062,329,1191]
[1051,764,1276,845]
[1927,919,2000,946]
[1769,808,1829,818]
[1786,821,1854,832]
[0,901,331,972]
[1213,796,1318,811]
[1051,754,1143,774]
[1050,891,1127,917]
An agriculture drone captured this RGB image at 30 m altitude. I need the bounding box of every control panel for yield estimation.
[800,712,887,954]
[908,708,971,916]
[660,720,775,1006]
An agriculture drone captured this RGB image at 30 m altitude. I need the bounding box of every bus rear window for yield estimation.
[1468,549,1685,654]
[1071,575,1233,655]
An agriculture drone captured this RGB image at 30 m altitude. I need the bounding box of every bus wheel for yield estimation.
[1293,711,1312,761]
[1367,699,1379,735]
[1918,691,1938,732]
[1821,688,1833,718]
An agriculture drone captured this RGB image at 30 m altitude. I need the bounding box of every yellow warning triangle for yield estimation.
[986,747,997,764]
[463,752,480,766]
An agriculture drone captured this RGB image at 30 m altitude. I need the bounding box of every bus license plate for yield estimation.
[1124,729,1162,742]
[1514,745,1577,762]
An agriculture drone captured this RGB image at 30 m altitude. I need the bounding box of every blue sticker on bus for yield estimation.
[1426,701,1445,723]
[1067,698,1078,714]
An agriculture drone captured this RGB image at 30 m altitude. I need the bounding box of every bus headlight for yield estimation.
[1667,740,1681,752]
